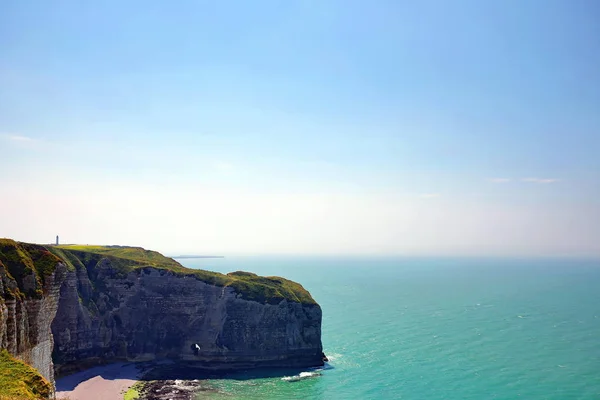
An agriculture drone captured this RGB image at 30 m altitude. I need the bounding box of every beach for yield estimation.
[55,363,140,400]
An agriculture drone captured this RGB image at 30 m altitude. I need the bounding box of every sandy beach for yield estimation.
[55,363,140,400]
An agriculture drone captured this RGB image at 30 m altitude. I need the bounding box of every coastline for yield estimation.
[54,361,325,400]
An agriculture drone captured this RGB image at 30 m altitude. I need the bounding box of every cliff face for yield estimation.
[0,240,323,387]
[52,263,322,375]
[0,240,66,389]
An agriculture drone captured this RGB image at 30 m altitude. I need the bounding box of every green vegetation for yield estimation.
[0,350,52,400]
[55,245,181,269]
[123,382,142,400]
[0,240,316,305]
[45,247,84,271]
[0,239,63,299]
[54,244,316,305]
[224,271,316,305]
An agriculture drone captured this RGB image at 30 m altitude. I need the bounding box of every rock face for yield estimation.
[0,240,67,386]
[52,264,323,375]
[0,239,324,387]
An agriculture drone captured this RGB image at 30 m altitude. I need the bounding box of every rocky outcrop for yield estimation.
[0,239,324,388]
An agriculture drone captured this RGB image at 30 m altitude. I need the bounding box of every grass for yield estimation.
[45,247,84,271]
[54,244,317,305]
[55,245,181,269]
[0,239,64,299]
[123,382,142,400]
[0,350,52,400]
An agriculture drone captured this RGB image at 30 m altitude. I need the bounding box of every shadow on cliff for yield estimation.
[56,362,335,391]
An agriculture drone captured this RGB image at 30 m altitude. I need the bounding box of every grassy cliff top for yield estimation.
[0,241,316,305]
[0,239,64,299]
[53,244,316,305]
[54,244,181,269]
[0,350,52,400]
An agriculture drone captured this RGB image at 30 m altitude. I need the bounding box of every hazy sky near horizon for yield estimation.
[1,1,599,257]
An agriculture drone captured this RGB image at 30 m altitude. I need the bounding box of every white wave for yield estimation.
[281,371,322,382]
[325,352,342,362]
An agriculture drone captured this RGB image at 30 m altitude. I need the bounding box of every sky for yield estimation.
[1,0,599,257]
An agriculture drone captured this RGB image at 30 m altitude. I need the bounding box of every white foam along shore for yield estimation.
[281,370,322,382]
[55,363,141,400]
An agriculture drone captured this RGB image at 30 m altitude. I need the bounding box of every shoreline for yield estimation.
[54,361,325,400]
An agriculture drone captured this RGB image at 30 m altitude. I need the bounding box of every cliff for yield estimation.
[0,240,323,397]
[0,240,67,386]
[50,245,323,375]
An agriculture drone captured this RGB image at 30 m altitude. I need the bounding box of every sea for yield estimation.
[177,256,600,400]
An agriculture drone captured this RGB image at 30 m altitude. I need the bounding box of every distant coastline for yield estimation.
[171,255,225,259]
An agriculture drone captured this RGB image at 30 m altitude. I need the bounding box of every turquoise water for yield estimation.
[181,257,600,399]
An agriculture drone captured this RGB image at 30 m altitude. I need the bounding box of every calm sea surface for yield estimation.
[178,257,600,399]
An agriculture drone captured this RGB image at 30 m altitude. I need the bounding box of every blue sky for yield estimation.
[1,1,599,256]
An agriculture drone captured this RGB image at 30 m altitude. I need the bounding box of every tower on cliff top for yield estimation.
[56,235,59,246]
